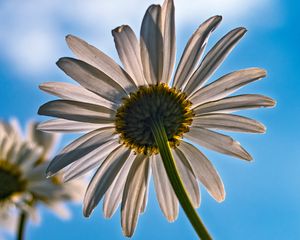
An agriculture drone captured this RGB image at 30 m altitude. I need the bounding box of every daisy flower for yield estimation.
[38,0,275,238]
[0,120,85,239]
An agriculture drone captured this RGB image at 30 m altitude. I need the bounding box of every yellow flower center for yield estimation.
[0,160,26,201]
[115,83,194,155]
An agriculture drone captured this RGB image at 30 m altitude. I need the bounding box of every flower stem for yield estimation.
[151,120,212,240]
[17,211,27,240]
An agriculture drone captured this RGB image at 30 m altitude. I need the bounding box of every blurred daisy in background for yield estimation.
[0,120,85,239]
[38,0,275,238]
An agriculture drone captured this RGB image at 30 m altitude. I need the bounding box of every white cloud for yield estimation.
[7,28,60,75]
[0,0,278,78]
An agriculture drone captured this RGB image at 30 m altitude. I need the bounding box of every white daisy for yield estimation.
[38,0,275,238]
[0,120,85,239]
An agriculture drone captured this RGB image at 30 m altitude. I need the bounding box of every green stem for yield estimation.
[17,211,27,240]
[151,120,212,240]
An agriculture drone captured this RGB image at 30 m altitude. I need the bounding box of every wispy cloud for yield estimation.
[0,0,277,78]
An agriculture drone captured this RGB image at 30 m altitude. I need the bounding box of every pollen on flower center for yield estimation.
[0,160,25,201]
[115,83,194,155]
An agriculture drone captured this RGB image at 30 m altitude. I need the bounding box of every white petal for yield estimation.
[29,205,42,225]
[184,28,247,96]
[151,154,178,222]
[9,119,22,138]
[66,35,137,91]
[27,180,60,198]
[3,138,19,164]
[172,16,222,89]
[63,139,120,182]
[38,100,115,124]
[140,163,150,213]
[17,143,43,172]
[193,94,276,115]
[112,25,147,86]
[178,141,225,202]
[47,203,71,220]
[103,153,135,219]
[83,146,131,217]
[185,126,252,160]
[27,121,59,159]
[0,121,17,138]
[160,0,176,84]
[46,127,114,176]
[0,209,17,233]
[192,114,266,133]
[57,57,127,103]
[121,154,149,237]
[39,82,117,110]
[190,68,267,106]
[25,162,48,182]
[38,119,113,133]
[140,4,163,84]
[60,179,86,202]
[173,148,200,208]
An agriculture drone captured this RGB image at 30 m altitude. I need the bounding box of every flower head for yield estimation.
[0,119,85,227]
[38,0,275,236]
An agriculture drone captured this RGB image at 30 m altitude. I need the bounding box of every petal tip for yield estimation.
[245,153,253,161]
[269,98,277,107]
[239,27,247,33]
[56,58,64,67]
[46,171,54,178]
[216,195,225,203]
[38,82,56,92]
[82,206,91,218]
[38,83,45,90]
[37,105,44,115]
[56,56,73,66]
[103,209,113,219]
[205,15,222,31]
[234,27,247,37]
[261,68,267,77]
[147,4,161,13]
[112,25,129,34]
[251,68,267,78]
[213,15,223,22]
[258,124,267,133]
[166,215,178,223]
[262,97,276,108]
[239,147,253,161]
[122,229,133,238]
[217,187,226,202]
[65,34,73,41]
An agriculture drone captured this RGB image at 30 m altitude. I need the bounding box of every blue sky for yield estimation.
[1,0,299,239]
